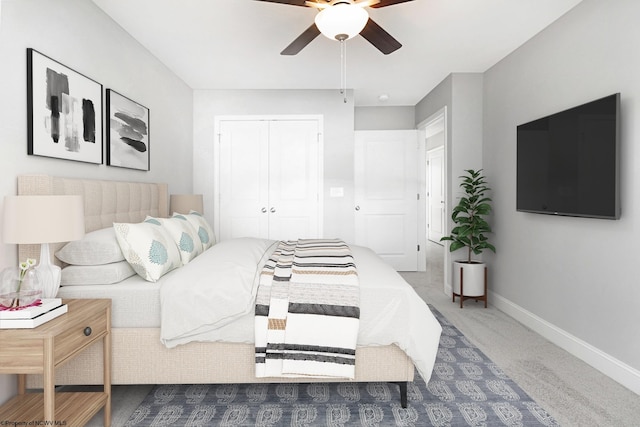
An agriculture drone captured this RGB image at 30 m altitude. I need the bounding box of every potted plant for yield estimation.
[441,169,495,306]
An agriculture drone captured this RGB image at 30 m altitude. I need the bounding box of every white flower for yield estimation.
[18,258,37,282]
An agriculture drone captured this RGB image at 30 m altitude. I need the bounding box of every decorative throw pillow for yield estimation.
[60,261,136,286]
[55,227,125,265]
[172,211,216,250]
[144,216,203,264]
[113,222,182,282]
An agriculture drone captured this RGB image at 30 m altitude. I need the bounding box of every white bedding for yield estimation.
[159,237,442,383]
[57,275,161,327]
[160,237,277,345]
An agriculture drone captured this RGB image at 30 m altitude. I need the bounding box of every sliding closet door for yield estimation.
[217,117,322,241]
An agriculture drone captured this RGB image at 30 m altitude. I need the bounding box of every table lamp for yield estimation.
[170,194,204,215]
[2,195,85,298]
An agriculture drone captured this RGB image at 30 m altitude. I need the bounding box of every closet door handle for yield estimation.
[270,207,276,213]
[261,207,267,213]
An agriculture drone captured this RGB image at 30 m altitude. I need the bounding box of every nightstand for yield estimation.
[0,299,111,426]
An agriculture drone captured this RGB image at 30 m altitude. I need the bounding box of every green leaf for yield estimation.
[449,241,466,252]
[443,168,495,255]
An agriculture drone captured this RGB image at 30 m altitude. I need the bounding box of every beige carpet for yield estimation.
[402,242,640,427]
[87,242,640,426]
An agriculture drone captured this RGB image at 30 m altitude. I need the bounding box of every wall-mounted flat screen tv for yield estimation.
[516,93,620,219]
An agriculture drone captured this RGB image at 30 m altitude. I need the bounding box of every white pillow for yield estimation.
[113,222,182,282]
[56,227,125,265]
[173,211,216,250]
[145,216,203,264]
[60,261,136,286]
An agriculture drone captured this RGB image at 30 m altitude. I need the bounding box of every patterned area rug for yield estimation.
[125,307,559,426]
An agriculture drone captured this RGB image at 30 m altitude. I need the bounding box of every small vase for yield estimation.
[0,267,42,308]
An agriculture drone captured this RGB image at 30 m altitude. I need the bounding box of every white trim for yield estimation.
[214,114,324,122]
[491,291,640,395]
[417,107,447,130]
[417,128,427,272]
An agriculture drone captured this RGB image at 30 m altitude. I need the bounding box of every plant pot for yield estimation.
[452,260,486,297]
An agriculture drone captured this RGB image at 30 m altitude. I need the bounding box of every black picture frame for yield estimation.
[27,48,103,164]
[106,89,150,171]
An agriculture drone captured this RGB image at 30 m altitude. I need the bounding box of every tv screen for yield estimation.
[516,93,620,219]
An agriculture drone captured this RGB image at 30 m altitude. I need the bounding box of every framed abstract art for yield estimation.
[106,89,150,171]
[27,48,103,164]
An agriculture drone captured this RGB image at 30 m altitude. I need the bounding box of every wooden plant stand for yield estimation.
[452,265,487,308]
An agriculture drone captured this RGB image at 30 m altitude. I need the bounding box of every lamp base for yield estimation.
[35,243,61,298]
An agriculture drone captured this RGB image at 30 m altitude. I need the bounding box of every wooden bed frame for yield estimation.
[18,175,414,406]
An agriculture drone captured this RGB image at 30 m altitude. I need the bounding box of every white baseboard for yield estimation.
[491,291,640,395]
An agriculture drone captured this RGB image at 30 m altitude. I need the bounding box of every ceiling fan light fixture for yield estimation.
[315,3,369,41]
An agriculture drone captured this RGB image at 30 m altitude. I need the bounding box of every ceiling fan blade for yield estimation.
[281,23,322,55]
[305,0,329,8]
[369,0,413,8]
[354,0,381,7]
[254,0,309,7]
[360,18,402,55]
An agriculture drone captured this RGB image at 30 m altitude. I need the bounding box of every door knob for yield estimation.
[270,207,276,213]
[355,206,360,211]
[261,207,267,213]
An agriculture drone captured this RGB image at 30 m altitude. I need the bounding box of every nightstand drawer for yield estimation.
[54,309,108,365]
[0,299,112,426]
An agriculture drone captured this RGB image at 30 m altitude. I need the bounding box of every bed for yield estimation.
[19,175,442,406]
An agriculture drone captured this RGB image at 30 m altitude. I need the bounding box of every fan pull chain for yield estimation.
[340,39,347,103]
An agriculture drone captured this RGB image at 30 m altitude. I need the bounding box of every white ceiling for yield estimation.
[91,0,583,106]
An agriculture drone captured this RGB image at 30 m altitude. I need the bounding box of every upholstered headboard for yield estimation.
[17,175,169,266]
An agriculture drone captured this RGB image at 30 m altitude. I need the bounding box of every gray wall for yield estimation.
[415,73,484,286]
[354,106,416,130]
[483,0,640,379]
[0,0,193,402]
[193,89,356,243]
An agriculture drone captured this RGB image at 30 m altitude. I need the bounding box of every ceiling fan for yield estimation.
[255,0,414,55]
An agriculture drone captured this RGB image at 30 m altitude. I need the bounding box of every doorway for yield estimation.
[419,108,447,291]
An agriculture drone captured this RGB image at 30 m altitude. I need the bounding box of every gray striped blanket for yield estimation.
[255,239,360,379]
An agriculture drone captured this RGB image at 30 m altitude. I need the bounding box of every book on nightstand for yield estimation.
[0,300,67,329]
[0,298,62,319]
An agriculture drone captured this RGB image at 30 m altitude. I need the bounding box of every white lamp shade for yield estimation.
[315,3,369,41]
[170,194,204,215]
[2,195,85,244]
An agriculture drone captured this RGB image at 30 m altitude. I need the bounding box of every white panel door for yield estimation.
[427,146,445,243]
[217,118,321,241]
[268,120,320,240]
[354,130,418,271]
[218,120,270,241]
